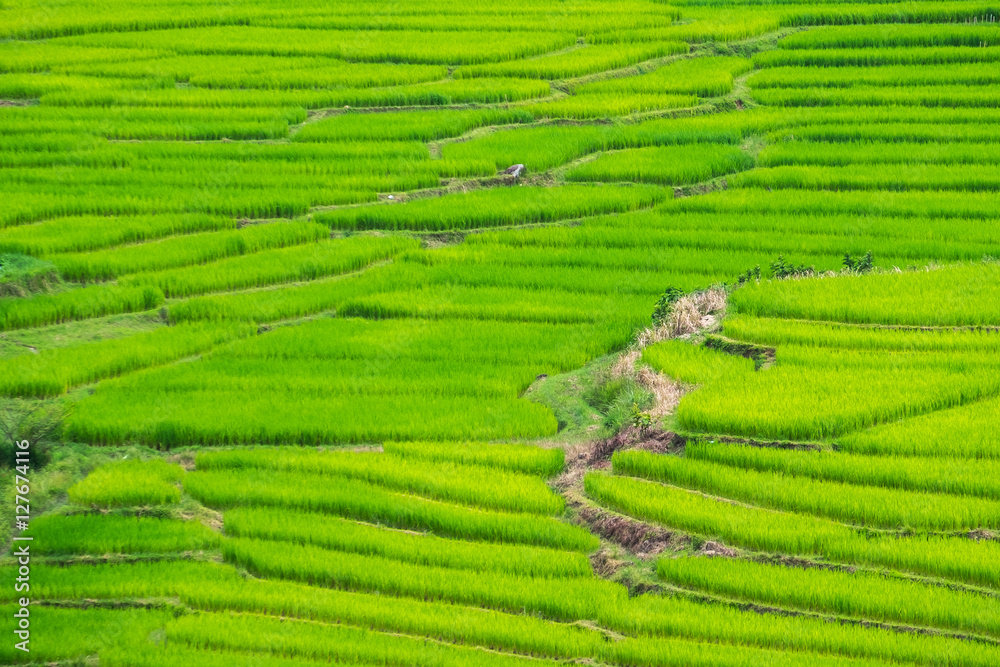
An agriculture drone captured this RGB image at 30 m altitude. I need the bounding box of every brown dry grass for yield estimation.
[636,287,727,346]
[609,349,640,379]
[636,365,684,418]
[617,287,727,417]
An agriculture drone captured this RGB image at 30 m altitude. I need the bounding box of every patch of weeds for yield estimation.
[524,354,615,443]
[842,251,874,274]
[651,287,685,325]
[736,265,761,286]
[688,535,707,552]
[585,375,633,412]
[0,310,165,361]
[0,440,150,548]
[769,254,814,279]
[630,404,653,433]
[527,354,658,441]
[0,254,60,297]
[0,398,65,469]
[586,370,654,433]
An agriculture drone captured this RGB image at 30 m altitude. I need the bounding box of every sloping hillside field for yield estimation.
[3,0,1000,663]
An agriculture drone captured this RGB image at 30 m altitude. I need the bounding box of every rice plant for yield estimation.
[9,6,1000,665]
[0,182,371,228]
[756,84,1000,109]
[566,145,753,186]
[168,569,1000,667]
[440,120,744,173]
[60,25,577,65]
[114,138,430,163]
[165,603,942,667]
[614,450,1000,531]
[167,609,564,667]
[758,140,1000,167]
[585,471,1000,588]
[338,284,655,326]
[167,272,380,324]
[666,187,1000,221]
[576,56,752,97]
[222,536,622,620]
[774,121,1000,144]
[68,315,635,446]
[723,314,1000,354]
[123,236,417,298]
[294,108,532,142]
[0,105,304,141]
[178,575,607,662]
[43,77,552,108]
[589,12,781,44]
[686,441,1000,499]
[734,164,1000,192]
[101,644,350,667]
[383,441,564,476]
[129,356,541,401]
[605,210,1000,262]
[315,185,666,231]
[69,389,561,445]
[0,321,251,397]
[455,231,841,276]
[0,213,235,255]
[676,344,1000,441]
[0,284,163,331]
[729,262,1000,327]
[197,448,565,514]
[526,92,698,119]
[780,24,1000,50]
[224,507,590,577]
[2,560,243,602]
[441,124,616,172]
[383,258,723,297]
[49,221,330,281]
[67,455,181,501]
[185,468,597,550]
[658,556,1000,639]
[455,42,687,80]
[755,46,1000,69]
[28,514,219,554]
[642,339,755,385]
[840,394,1000,459]
[603,591,1000,667]
[188,60,448,89]
[751,64,1000,90]
[0,606,173,665]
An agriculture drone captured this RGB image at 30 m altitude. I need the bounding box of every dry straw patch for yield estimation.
[617,287,727,417]
[636,287,727,346]
[635,365,685,418]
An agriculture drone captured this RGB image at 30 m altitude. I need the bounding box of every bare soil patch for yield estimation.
[698,540,738,558]
[587,426,684,465]
[579,504,687,559]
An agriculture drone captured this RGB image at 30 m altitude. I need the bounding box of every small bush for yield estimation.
[843,251,875,274]
[769,254,814,279]
[652,287,685,324]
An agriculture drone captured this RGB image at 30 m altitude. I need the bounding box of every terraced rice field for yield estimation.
[3,0,1000,663]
